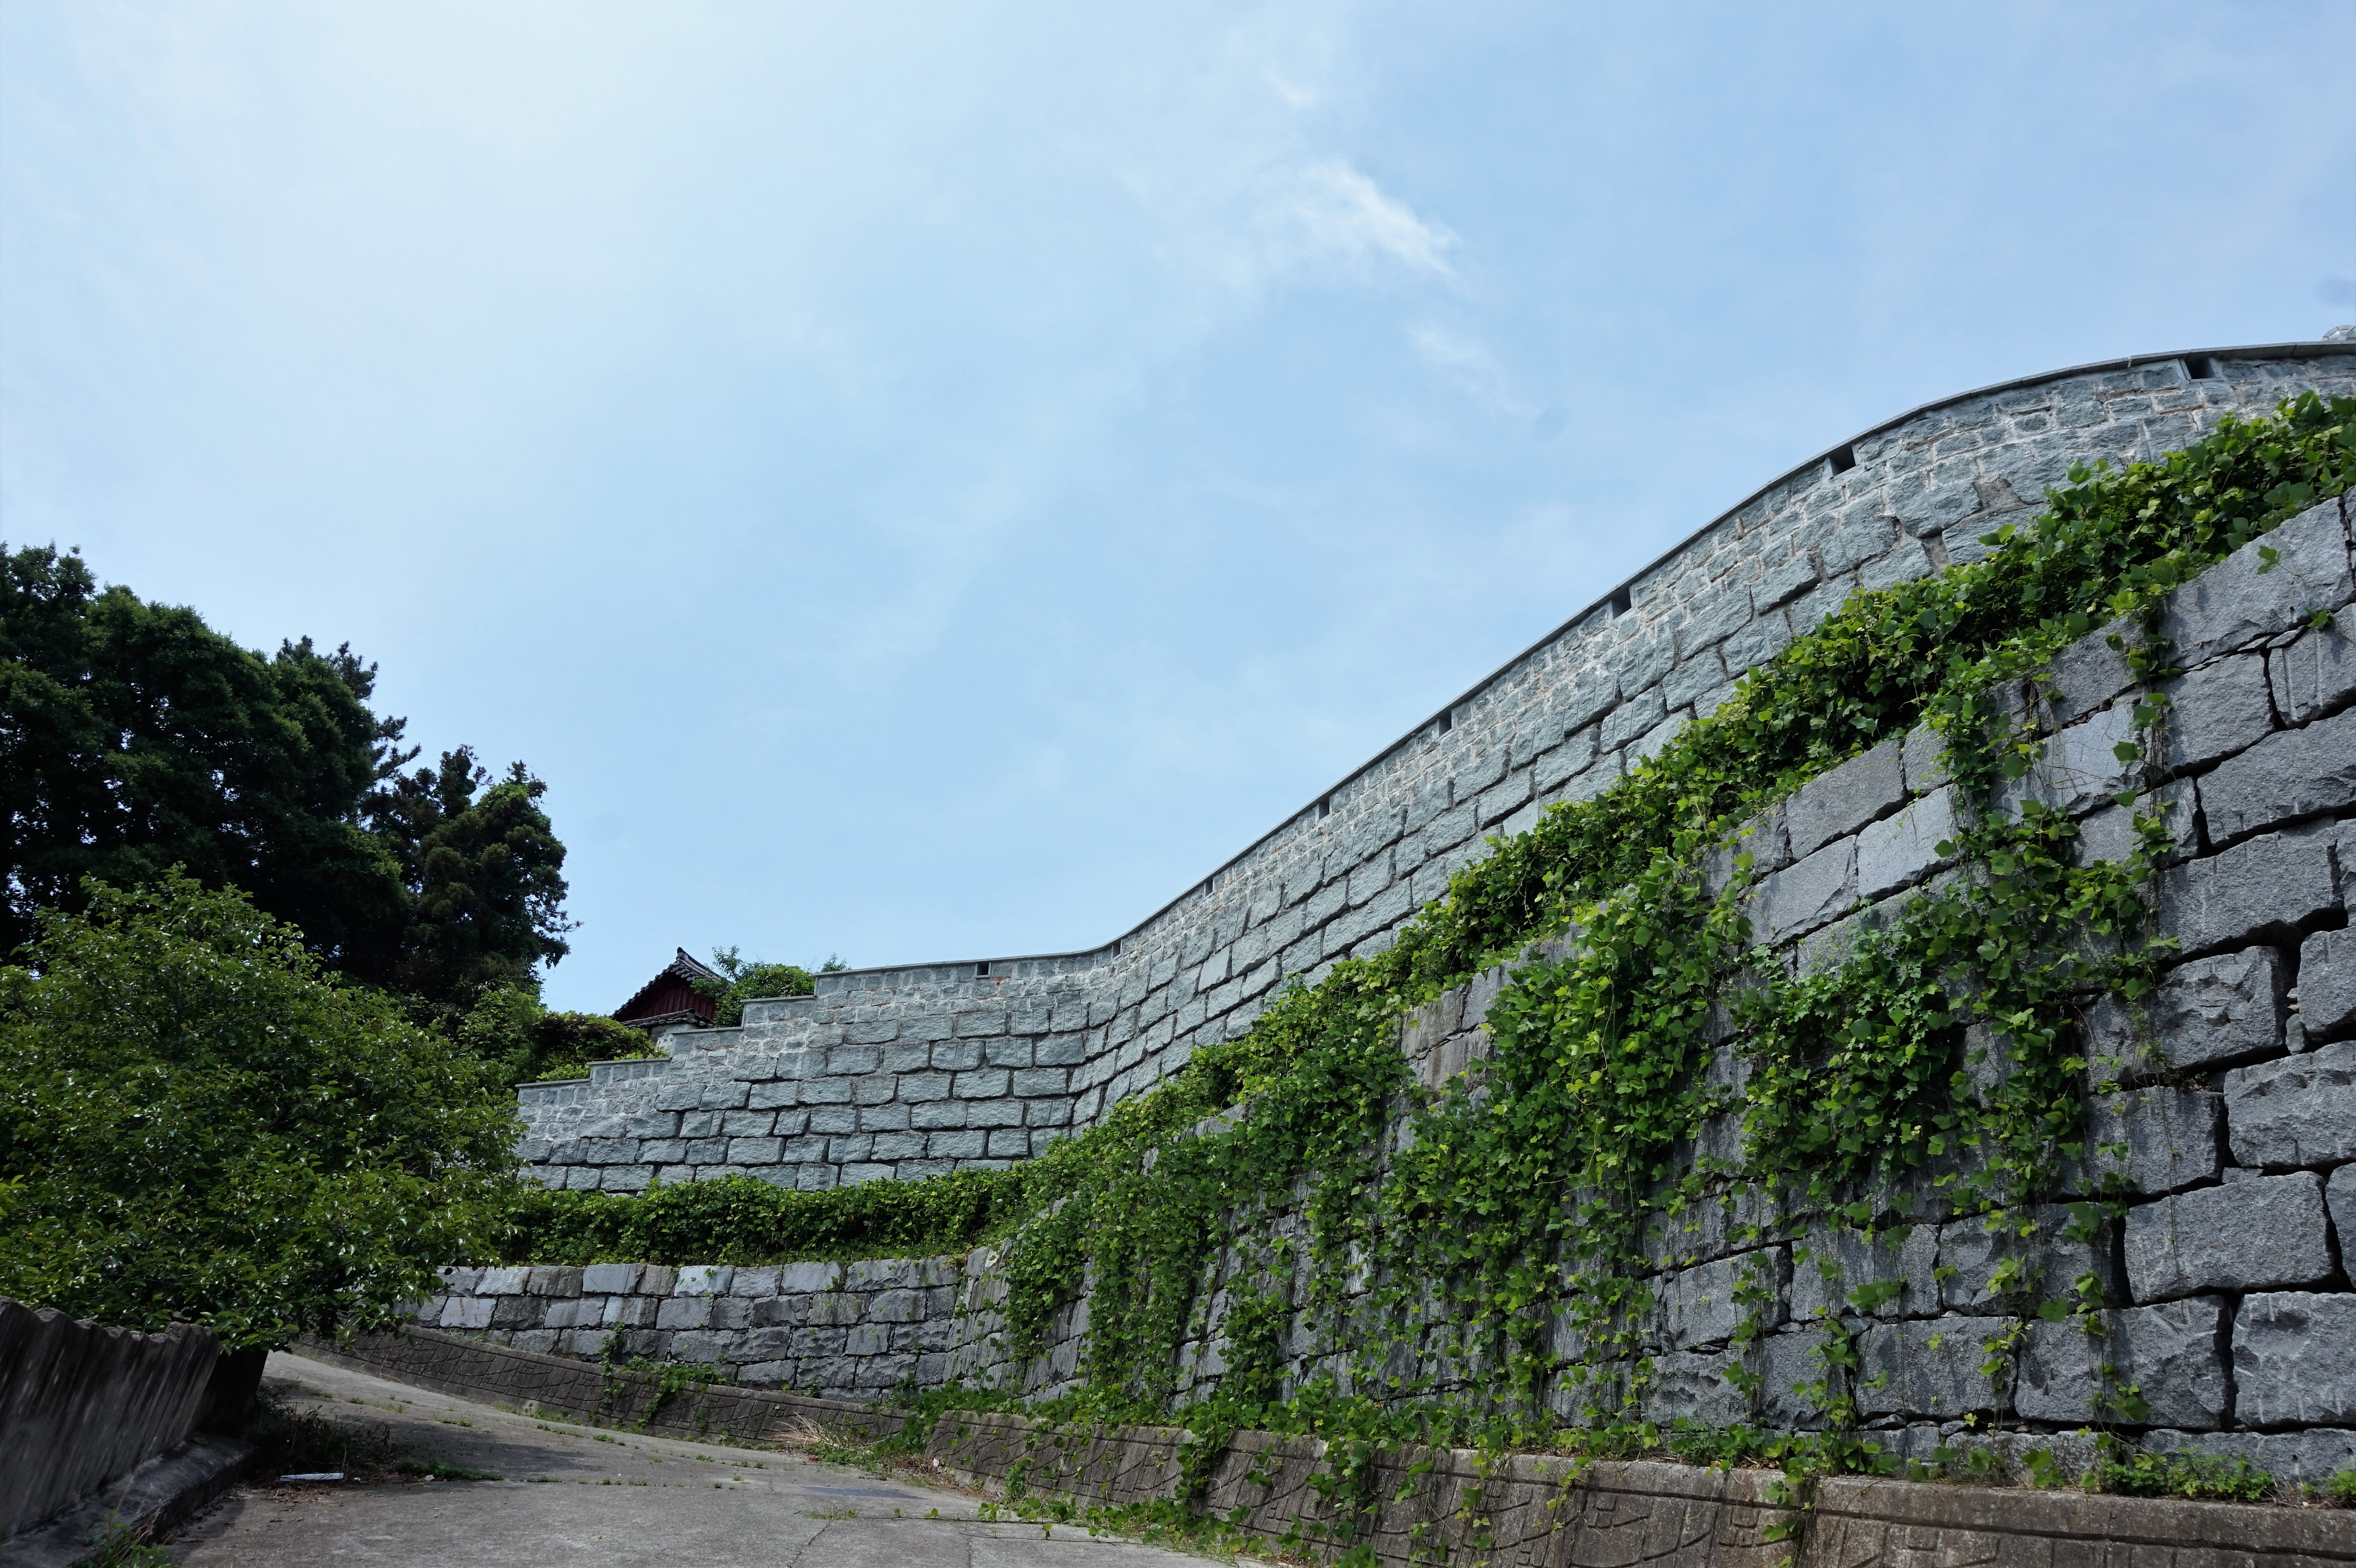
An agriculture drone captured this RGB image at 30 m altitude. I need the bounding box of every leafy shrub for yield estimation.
[694,947,846,1028]
[2089,1447,2273,1502]
[0,874,523,1347]
[458,986,657,1084]
[2324,1469,2356,1507]
[506,1169,1022,1264]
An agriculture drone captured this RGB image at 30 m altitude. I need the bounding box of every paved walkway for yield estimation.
[168,1352,1207,1567]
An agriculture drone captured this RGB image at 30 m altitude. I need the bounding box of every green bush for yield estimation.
[2089,1447,2273,1502]
[505,1169,1021,1264]
[457,986,657,1085]
[0,874,523,1348]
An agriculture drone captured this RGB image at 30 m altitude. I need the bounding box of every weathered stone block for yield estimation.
[2269,603,2356,724]
[2042,617,2140,727]
[674,1265,734,1296]
[2062,1085,2222,1197]
[1855,786,1958,901]
[2145,1425,2356,1487]
[2224,1039,2356,1168]
[2158,654,2276,772]
[1856,1318,2013,1420]
[1785,737,1905,860]
[2232,1291,2356,1427]
[654,1297,711,1330]
[477,1266,530,1296]
[1995,702,2137,820]
[1652,1250,1787,1351]
[1937,1206,2107,1315]
[2125,1173,2334,1301]
[2329,1164,2356,1251]
[2015,1296,2229,1429]
[2304,927,2356,1045]
[2198,708,2356,844]
[1788,1224,1935,1322]
[1901,723,1948,796]
[2155,498,2354,667]
[1747,840,1855,945]
[1637,1349,1753,1428]
[440,1297,494,1330]
[2155,826,2339,958]
[2085,946,2284,1084]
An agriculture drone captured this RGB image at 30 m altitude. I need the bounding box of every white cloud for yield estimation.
[1410,322,1537,421]
[1259,159,1456,278]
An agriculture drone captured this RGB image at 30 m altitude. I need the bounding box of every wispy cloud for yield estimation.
[1258,159,1456,278]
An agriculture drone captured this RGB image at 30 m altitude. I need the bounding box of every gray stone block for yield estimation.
[2224,1039,2356,1168]
[1747,840,1855,945]
[674,1265,734,1296]
[655,1297,711,1330]
[2043,618,2140,728]
[1788,1223,1935,1322]
[2269,603,2356,724]
[2125,1173,2335,1301]
[2063,1086,2223,1197]
[2158,654,2276,772]
[2156,499,2355,668]
[1652,1250,1787,1351]
[1856,1317,2013,1420]
[2144,1426,2356,1487]
[2199,708,2356,845]
[2155,826,2340,958]
[1995,702,2138,821]
[2304,928,2356,1045]
[2330,1165,2356,1251]
[2015,1296,2229,1429]
[477,1266,530,1296]
[1855,786,1958,900]
[1638,1349,1753,1428]
[2232,1291,2356,1428]
[1901,723,1948,796]
[579,1263,641,1295]
[1937,1206,2106,1315]
[1785,737,1906,860]
[2085,946,2284,1085]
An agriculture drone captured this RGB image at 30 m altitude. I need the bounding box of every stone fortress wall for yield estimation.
[519,341,2356,1197]
[434,458,2356,1483]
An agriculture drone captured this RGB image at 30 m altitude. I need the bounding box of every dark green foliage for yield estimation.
[457,986,657,1085]
[0,546,576,1008]
[2089,1446,2273,1502]
[0,874,523,1348]
[693,947,846,1027]
[367,747,573,1009]
[0,545,410,972]
[505,1169,1024,1265]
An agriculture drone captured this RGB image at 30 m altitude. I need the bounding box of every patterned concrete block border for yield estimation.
[299,1329,2356,1567]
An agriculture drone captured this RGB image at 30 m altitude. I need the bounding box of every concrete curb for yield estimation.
[0,1434,254,1568]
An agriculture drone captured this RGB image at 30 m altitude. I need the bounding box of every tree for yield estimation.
[456,985,655,1085]
[0,874,521,1348]
[0,544,411,972]
[0,545,574,1006]
[694,946,848,1027]
[366,747,573,1010]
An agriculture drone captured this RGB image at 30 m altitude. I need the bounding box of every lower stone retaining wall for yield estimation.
[304,1328,2354,1566]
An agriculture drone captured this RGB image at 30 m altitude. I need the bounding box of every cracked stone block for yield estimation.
[1856,1318,2013,1421]
[1856,786,1959,901]
[1994,703,2138,820]
[2269,603,2356,724]
[2125,1172,2334,1301]
[2159,654,2277,772]
[2199,709,2356,844]
[2015,1296,2229,1429]
[2156,499,2355,668]
[1747,840,1856,945]
[1937,1206,2110,1315]
[1788,1223,1937,1322]
[2060,1085,2223,1197]
[1784,737,1906,860]
[2232,1291,2356,1428]
[2304,928,2356,1045]
[2155,827,2339,960]
[1652,1249,1788,1350]
[2224,1039,2356,1168]
[2084,946,2285,1085]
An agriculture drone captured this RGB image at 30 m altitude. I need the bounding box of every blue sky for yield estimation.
[4,2,2351,1011]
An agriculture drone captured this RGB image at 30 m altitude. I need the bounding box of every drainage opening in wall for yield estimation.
[1315,797,1332,821]
[975,962,990,978]
[2183,354,2219,381]
[1605,586,1632,618]
[1827,442,1858,474]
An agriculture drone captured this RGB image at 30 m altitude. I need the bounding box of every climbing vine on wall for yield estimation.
[509,394,2355,1478]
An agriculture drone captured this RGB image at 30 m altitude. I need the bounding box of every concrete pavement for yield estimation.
[166,1351,1209,1567]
